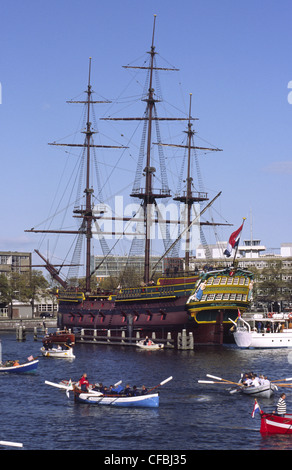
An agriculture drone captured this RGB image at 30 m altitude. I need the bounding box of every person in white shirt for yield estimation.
[251,375,260,387]
[262,376,270,386]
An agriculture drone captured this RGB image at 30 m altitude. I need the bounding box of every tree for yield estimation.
[0,270,50,317]
[256,260,286,307]
[0,273,10,305]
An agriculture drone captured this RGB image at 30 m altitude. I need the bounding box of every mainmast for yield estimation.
[102,15,192,284]
[26,58,126,292]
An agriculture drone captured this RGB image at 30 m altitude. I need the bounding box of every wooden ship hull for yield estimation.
[56,276,199,342]
[56,273,240,345]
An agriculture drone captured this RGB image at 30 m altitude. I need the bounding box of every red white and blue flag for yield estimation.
[224,222,244,257]
[251,399,260,418]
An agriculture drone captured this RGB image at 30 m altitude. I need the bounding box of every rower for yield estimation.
[251,375,260,387]
[242,374,253,386]
[124,384,131,396]
[141,385,148,395]
[262,376,270,386]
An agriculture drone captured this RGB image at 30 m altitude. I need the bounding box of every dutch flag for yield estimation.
[251,399,261,418]
[223,222,244,257]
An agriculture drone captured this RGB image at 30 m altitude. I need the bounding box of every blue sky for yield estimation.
[1,0,292,269]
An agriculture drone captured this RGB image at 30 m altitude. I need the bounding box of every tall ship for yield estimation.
[26,16,252,345]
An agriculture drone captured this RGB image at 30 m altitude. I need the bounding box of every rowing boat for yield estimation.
[40,346,75,359]
[136,340,164,350]
[45,376,172,408]
[0,358,39,374]
[198,373,278,398]
[0,339,39,373]
[260,413,292,434]
[241,383,277,398]
[74,390,159,407]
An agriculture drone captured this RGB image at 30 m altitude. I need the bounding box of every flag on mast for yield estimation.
[223,221,245,257]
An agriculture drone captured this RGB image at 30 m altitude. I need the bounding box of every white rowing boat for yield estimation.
[240,382,277,398]
[136,339,164,350]
[198,373,278,398]
[40,346,75,359]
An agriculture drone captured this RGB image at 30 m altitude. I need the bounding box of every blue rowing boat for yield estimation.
[0,358,39,374]
[74,390,159,407]
[0,340,38,374]
[45,376,172,408]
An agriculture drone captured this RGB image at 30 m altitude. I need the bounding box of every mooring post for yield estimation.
[33,327,38,341]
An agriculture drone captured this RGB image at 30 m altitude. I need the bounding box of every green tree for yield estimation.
[256,260,286,306]
[0,270,50,315]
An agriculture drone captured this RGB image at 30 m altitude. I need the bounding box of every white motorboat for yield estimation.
[136,339,164,350]
[229,313,292,348]
[41,346,75,358]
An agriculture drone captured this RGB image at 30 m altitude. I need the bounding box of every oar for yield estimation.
[45,380,72,390]
[198,380,229,384]
[271,378,292,383]
[275,384,292,387]
[148,376,173,393]
[0,440,23,448]
[114,380,122,387]
[206,374,244,387]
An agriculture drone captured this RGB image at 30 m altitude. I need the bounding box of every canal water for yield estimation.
[1,331,292,452]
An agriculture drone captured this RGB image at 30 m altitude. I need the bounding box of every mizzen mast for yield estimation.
[156,93,224,270]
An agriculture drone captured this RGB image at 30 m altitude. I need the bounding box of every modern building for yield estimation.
[195,239,267,261]
[191,240,292,273]
[280,243,292,257]
[0,251,31,275]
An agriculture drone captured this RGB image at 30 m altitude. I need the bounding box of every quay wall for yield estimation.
[0,318,57,331]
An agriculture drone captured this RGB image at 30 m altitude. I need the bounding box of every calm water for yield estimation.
[1,331,292,452]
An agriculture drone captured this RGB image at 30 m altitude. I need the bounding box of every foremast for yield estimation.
[26,58,125,292]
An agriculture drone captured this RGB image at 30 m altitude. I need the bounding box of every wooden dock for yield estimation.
[75,328,194,350]
[0,319,195,350]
